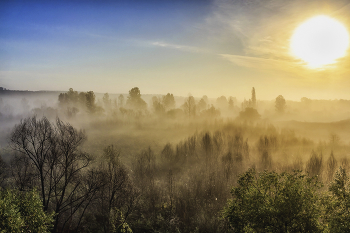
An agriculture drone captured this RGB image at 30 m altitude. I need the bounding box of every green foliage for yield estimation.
[0,189,53,233]
[110,208,133,233]
[223,169,324,233]
[326,167,350,232]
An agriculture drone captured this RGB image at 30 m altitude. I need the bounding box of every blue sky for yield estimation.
[1,0,350,100]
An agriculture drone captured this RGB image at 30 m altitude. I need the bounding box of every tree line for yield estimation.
[1,114,350,232]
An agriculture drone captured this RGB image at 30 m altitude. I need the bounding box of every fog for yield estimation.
[1,86,350,232]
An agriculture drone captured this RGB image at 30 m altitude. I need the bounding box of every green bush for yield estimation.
[0,189,53,233]
[326,167,350,232]
[223,169,324,233]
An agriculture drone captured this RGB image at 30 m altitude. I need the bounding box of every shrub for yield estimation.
[223,169,324,233]
[0,189,54,233]
[326,167,350,232]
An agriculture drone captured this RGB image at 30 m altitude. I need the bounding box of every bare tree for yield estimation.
[8,116,100,232]
[9,116,55,210]
[92,145,137,232]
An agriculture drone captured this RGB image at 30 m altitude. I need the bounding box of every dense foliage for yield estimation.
[223,169,324,232]
[0,189,53,233]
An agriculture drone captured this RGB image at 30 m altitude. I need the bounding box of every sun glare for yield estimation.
[290,15,350,68]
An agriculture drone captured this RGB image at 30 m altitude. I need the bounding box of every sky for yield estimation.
[1,0,350,100]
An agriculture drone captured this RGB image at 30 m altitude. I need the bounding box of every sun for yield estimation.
[290,15,349,68]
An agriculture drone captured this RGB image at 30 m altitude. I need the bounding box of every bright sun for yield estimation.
[290,15,350,68]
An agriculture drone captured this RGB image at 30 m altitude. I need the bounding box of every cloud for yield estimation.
[219,53,350,86]
[150,41,209,53]
[207,0,350,66]
[220,54,297,71]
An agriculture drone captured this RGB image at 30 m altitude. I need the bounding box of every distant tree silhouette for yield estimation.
[126,87,147,110]
[197,96,208,112]
[118,94,125,108]
[152,96,165,116]
[275,95,286,113]
[216,96,228,110]
[86,91,97,114]
[58,88,79,107]
[200,105,220,118]
[228,97,234,111]
[237,107,260,122]
[162,93,175,110]
[251,87,256,108]
[78,92,87,106]
[103,93,111,109]
[183,95,196,118]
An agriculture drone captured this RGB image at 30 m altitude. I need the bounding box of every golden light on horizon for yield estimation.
[290,15,349,68]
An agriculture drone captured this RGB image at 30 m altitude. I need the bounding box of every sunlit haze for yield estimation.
[290,15,349,68]
[3,1,350,232]
[1,0,350,100]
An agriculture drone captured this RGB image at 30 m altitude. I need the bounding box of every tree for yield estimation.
[0,154,7,188]
[200,105,220,118]
[152,96,165,116]
[182,95,196,118]
[126,87,147,110]
[223,169,324,233]
[237,107,260,122]
[251,87,256,108]
[216,96,228,110]
[58,88,79,107]
[275,95,286,113]
[103,93,111,109]
[118,94,125,108]
[91,145,136,232]
[78,92,87,107]
[9,116,101,232]
[85,91,96,114]
[326,167,350,232]
[162,93,176,110]
[228,97,234,111]
[0,189,54,232]
[197,96,208,112]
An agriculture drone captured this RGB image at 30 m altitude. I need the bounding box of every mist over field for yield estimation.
[1,86,350,232]
[2,0,350,232]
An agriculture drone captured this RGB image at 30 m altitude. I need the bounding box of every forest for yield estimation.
[1,87,350,232]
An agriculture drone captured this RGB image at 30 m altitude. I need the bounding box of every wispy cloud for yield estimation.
[150,41,209,54]
[220,54,298,71]
[206,0,350,71]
